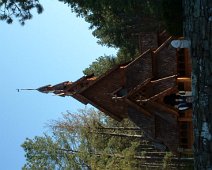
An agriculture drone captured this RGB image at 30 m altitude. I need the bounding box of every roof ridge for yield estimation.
[122,49,151,68]
[153,36,173,55]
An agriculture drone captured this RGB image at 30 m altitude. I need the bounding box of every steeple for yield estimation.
[36,81,73,97]
[17,81,73,97]
[17,86,54,93]
[37,85,53,93]
[17,88,37,92]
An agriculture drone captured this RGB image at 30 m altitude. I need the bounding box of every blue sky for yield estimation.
[0,1,117,169]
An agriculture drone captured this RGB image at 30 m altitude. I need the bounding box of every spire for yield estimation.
[37,84,53,93]
[17,84,53,93]
[20,76,95,97]
[36,81,73,96]
[16,88,37,92]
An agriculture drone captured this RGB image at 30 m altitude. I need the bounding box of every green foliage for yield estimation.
[161,0,183,36]
[22,108,194,169]
[58,0,183,50]
[162,152,173,170]
[21,134,83,170]
[22,108,143,169]
[119,142,141,170]
[83,55,117,77]
[83,48,139,77]
[66,0,182,77]
[59,0,165,52]
[116,47,139,64]
[0,0,43,25]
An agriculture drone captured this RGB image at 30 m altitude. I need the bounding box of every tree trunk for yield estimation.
[91,131,146,139]
[183,0,212,169]
[96,127,141,131]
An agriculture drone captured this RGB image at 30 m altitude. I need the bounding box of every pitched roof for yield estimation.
[67,36,178,120]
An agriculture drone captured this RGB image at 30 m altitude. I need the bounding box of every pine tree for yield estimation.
[0,0,43,25]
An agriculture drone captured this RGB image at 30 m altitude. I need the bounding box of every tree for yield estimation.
[22,108,193,169]
[58,0,165,53]
[184,0,212,169]
[22,135,85,170]
[58,0,183,51]
[160,0,183,36]
[50,108,145,170]
[83,48,139,77]
[0,0,43,24]
[83,55,117,77]
[64,0,183,77]
[22,108,144,169]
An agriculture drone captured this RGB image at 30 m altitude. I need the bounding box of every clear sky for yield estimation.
[0,1,117,169]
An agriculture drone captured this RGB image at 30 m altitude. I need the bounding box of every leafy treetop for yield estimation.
[22,108,144,170]
[0,0,43,25]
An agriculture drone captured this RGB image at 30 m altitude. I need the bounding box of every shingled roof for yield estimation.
[37,35,190,152]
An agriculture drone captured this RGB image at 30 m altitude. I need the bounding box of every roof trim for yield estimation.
[78,65,122,94]
[76,37,172,95]
[122,49,151,69]
[127,78,152,98]
[125,98,152,117]
[150,74,178,83]
[139,86,178,102]
[147,101,179,121]
[153,36,173,55]
[79,94,123,121]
